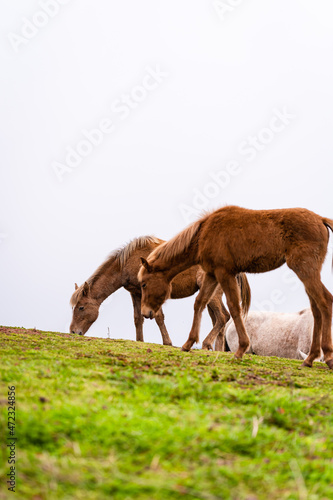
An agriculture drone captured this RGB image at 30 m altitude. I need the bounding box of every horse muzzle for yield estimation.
[142,307,154,320]
[71,329,84,335]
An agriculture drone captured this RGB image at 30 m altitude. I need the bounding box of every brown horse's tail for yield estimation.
[323,218,333,271]
[236,273,251,317]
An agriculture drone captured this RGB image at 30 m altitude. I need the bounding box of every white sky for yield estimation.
[1,0,333,347]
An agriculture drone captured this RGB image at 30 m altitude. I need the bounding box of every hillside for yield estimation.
[0,326,332,500]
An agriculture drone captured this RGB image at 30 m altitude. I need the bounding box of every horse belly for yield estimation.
[200,235,286,275]
[243,254,286,274]
[170,267,199,298]
[205,245,286,274]
[232,232,287,273]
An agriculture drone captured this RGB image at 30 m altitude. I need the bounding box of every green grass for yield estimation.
[0,327,333,500]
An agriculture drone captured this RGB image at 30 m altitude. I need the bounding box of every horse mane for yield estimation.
[148,215,208,266]
[70,235,163,306]
[110,235,164,270]
[70,287,85,307]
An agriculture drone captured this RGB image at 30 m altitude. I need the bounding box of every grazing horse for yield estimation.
[224,308,324,360]
[138,206,333,369]
[70,235,251,347]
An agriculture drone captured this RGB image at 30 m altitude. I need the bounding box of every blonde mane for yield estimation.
[147,216,207,266]
[112,235,163,269]
[70,235,163,306]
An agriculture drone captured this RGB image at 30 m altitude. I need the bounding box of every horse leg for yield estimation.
[205,303,227,351]
[154,308,173,346]
[300,294,322,367]
[204,303,221,351]
[216,303,231,351]
[320,285,333,367]
[214,270,250,359]
[203,290,229,351]
[131,293,144,342]
[182,273,218,352]
[287,254,333,368]
[302,280,333,368]
[206,303,224,351]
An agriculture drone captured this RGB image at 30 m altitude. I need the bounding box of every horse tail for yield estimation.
[323,217,333,233]
[236,273,251,317]
[323,218,333,271]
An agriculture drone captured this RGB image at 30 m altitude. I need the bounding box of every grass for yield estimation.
[0,326,333,500]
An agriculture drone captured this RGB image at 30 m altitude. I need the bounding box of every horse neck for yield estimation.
[155,245,198,282]
[89,260,123,304]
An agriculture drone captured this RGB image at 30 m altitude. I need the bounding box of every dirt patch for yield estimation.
[0,326,41,336]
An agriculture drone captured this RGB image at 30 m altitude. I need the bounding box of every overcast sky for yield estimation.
[1,0,333,347]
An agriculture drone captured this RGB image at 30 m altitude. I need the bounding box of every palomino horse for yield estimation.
[224,308,323,360]
[70,235,251,347]
[138,206,333,369]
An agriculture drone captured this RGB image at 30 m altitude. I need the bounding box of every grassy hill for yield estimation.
[0,326,332,500]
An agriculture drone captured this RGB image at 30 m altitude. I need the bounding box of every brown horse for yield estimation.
[138,206,333,369]
[70,235,251,348]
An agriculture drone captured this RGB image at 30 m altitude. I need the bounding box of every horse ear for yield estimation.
[75,283,79,290]
[140,257,152,273]
[82,282,90,296]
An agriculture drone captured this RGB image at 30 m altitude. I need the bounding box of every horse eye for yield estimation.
[79,306,84,311]
[141,283,146,289]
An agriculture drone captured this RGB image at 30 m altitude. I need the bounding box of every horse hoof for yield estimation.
[234,350,244,360]
[326,358,333,370]
[233,354,243,360]
[202,344,213,351]
[181,346,190,352]
[299,361,312,369]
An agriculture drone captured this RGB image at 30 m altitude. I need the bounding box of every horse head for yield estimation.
[69,282,99,335]
[138,258,171,319]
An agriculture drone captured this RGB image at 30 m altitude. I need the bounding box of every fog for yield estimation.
[1,0,333,346]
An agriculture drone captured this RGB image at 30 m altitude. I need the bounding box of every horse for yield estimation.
[70,235,251,348]
[224,308,325,360]
[138,205,333,369]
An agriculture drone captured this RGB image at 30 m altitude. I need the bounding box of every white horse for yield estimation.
[224,309,326,361]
